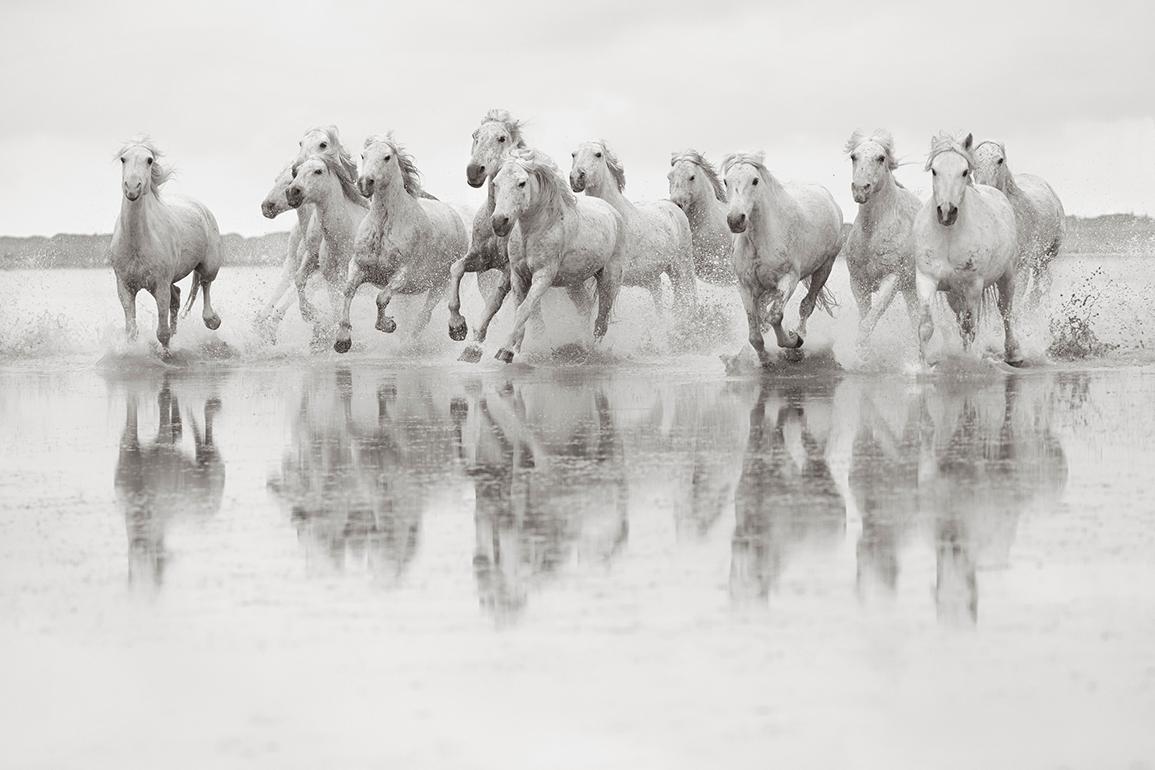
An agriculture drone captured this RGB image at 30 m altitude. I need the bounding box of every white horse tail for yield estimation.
[806,277,839,316]
[182,272,202,317]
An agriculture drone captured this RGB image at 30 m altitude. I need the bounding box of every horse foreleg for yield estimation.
[850,275,874,348]
[474,267,512,344]
[914,271,937,365]
[414,283,446,337]
[376,265,410,335]
[447,251,484,341]
[593,268,622,341]
[997,273,1023,366]
[797,256,835,342]
[334,265,369,354]
[295,254,321,323]
[738,281,771,366]
[153,287,173,348]
[199,275,221,330]
[496,267,551,363]
[768,273,801,349]
[117,279,138,341]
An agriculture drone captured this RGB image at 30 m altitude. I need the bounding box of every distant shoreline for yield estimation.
[1,214,1151,269]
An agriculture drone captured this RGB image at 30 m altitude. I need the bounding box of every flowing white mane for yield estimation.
[845,130,900,171]
[585,139,626,192]
[364,133,427,199]
[473,108,527,148]
[670,149,726,202]
[925,133,975,172]
[300,126,366,206]
[114,137,174,190]
[506,148,575,209]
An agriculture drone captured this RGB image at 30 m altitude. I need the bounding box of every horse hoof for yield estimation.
[787,334,804,349]
[458,345,483,364]
[495,348,514,364]
[334,338,352,354]
[376,318,397,334]
[448,322,468,342]
[1005,356,1024,368]
[205,314,221,331]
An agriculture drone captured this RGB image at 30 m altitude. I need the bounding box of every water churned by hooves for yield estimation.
[458,345,483,363]
[781,348,805,363]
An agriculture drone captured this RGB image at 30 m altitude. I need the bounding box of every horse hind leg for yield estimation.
[413,283,447,337]
[997,273,1023,366]
[198,271,221,330]
[169,284,181,336]
[767,272,802,349]
[797,255,837,343]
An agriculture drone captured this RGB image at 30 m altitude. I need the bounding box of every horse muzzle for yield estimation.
[124,184,142,202]
[466,163,486,188]
[285,187,304,209]
[261,199,281,218]
[727,212,748,233]
[358,177,374,198]
[851,183,872,204]
[937,204,959,227]
[491,214,513,237]
[569,171,586,193]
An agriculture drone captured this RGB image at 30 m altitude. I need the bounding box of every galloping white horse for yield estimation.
[285,154,367,324]
[110,139,223,348]
[841,130,923,346]
[490,149,625,363]
[973,140,1065,307]
[290,126,367,322]
[721,152,843,365]
[254,160,325,336]
[333,134,468,353]
[570,140,696,315]
[912,133,1021,365]
[668,150,733,284]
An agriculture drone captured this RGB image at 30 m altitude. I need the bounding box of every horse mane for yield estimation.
[974,139,1007,160]
[721,151,774,186]
[670,149,726,202]
[925,133,975,173]
[475,108,527,148]
[507,148,575,211]
[114,137,174,190]
[845,129,900,171]
[301,125,366,207]
[364,133,428,199]
[586,140,626,192]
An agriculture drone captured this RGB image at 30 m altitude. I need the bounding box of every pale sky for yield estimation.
[1,0,1151,237]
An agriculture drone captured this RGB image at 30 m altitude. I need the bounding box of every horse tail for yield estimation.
[182,272,201,317]
[804,274,839,316]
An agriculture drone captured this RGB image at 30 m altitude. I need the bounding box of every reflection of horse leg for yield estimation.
[413,283,446,337]
[199,275,221,330]
[117,279,138,341]
[915,271,937,364]
[997,272,1022,366]
[797,256,835,342]
[496,266,552,363]
[157,385,181,444]
[768,272,801,349]
[334,265,368,353]
[447,250,485,341]
[153,286,172,348]
[169,284,180,337]
[738,281,770,366]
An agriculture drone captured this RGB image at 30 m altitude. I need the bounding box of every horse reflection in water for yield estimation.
[268,369,455,581]
[730,378,845,602]
[114,376,225,585]
[454,375,629,621]
[918,375,1068,624]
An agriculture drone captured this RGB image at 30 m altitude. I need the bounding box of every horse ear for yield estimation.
[962,133,974,151]
[324,125,340,139]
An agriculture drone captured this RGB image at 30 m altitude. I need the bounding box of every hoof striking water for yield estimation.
[448,321,468,342]
[458,345,483,364]
[495,348,514,364]
[376,318,397,334]
[334,338,352,354]
[205,314,221,331]
[788,334,804,349]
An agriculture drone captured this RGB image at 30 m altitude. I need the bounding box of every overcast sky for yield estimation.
[1,0,1151,237]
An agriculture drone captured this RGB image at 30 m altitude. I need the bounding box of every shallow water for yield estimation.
[1,258,1154,768]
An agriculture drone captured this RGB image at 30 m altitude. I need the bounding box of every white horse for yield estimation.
[973,140,1065,307]
[721,152,843,365]
[333,134,468,353]
[290,126,367,322]
[254,160,325,336]
[285,154,367,326]
[668,150,733,285]
[490,149,625,363]
[841,130,923,347]
[913,133,1021,365]
[110,139,223,348]
[570,140,696,315]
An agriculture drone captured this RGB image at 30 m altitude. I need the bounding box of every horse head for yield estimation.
[972,140,1010,188]
[846,130,899,204]
[668,150,726,212]
[467,109,525,188]
[926,132,975,227]
[721,151,770,233]
[569,139,624,194]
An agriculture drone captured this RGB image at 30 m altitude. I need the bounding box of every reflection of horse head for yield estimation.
[113,375,225,587]
[457,375,629,623]
[267,369,455,581]
[919,375,1068,625]
[731,378,845,603]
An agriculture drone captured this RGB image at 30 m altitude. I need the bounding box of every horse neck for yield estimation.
[748,175,790,235]
[118,188,170,246]
[295,203,312,229]
[368,178,420,224]
[685,190,728,230]
[858,171,899,228]
[587,176,635,214]
[313,186,356,245]
[999,166,1022,196]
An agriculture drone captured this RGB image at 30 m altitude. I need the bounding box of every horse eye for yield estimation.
[997,158,1004,165]
[850,154,858,162]
[384,155,391,162]
[518,181,526,188]
[752,178,758,185]
[146,157,153,165]
[498,136,506,143]
[689,175,695,181]
[314,169,323,175]
[932,170,937,176]
[595,152,603,159]
[571,151,576,157]
[319,142,328,150]
[120,157,126,163]
[962,169,969,177]
[876,155,885,163]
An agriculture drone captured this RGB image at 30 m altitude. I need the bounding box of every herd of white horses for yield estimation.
[109,109,1064,366]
